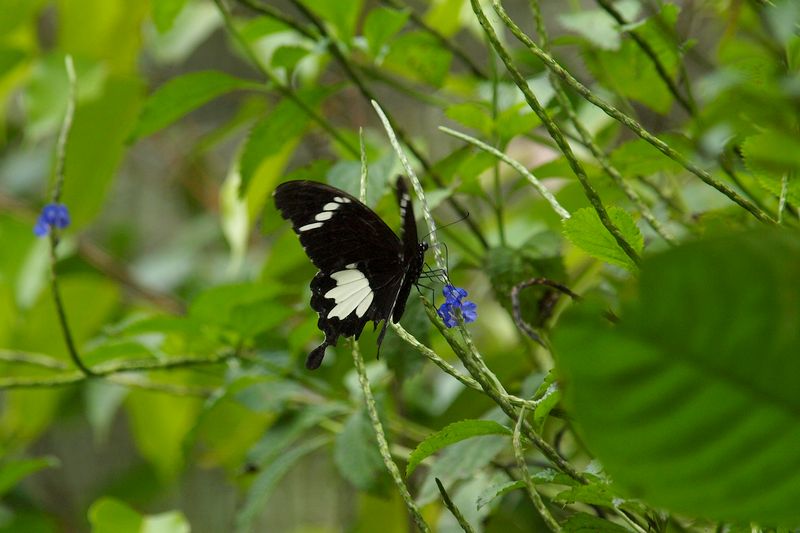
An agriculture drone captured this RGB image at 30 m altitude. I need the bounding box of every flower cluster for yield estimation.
[34,203,71,237]
[437,284,477,328]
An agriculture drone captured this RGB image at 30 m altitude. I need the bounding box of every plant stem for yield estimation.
[380,0,487,79]
[436,478,476,533]
[594,0,695,115]
[351,341,431,533]
[529,0,676,245]
[513,408,562,532]
[440,127,571,220]
[391,323,481,391]
[491,0,774,224]
[373,101,447,271]
[48,55,95,377]
[470,0,642,266]
[213,0,360,158]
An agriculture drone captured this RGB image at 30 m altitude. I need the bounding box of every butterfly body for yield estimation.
[273,178,426,369]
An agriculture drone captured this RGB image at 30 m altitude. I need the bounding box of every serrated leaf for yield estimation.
[554,483,618,507]
[553,230,800,526]
[129,71,256,140]
[406,420,511,476]
[363,7,409,57]
[562,206,643,272]
[476,479,525,510]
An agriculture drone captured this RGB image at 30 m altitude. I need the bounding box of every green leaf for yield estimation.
[406,419,511,476]
[89,498,142,533]
[741,131,800,204]
[476,479,525,510]
[333,409,387,492]
[126,391,202,480]
[300,0,363,42]
[384,31,453,87]
[554,483,618,507]
[63,77,144,227]
[609,137,684,177]
[562,206,643,272]
[363,7,409,57]
[553,230,800,526]
[236,435,330,533]
[0,456,59,497]
[151,0,189,33]
[445,102,493,136]
[88,498,191,533]
[423,0,465,38]
[239,87,331,193]
[582,4,681,114]
[562,514,631,533]
[129,71,256,140]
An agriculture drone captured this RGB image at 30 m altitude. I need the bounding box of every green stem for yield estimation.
[423,300,586,484]
[391,323,481,391]
[594,0,695,115]
[491,0,774,225]
[0,352,235,390]
[529,0,676,245]
[48,55,95,377]
[440,127,571,220]
[379,0,487,79]
[213,0,359,158]
[372,101,447,271]
[351,341,431,533]
[436,478,476,533]
[513,408,562,532]
[470,0,642,266]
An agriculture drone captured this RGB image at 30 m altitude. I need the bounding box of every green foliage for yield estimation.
[88,497,190,533]
[554,230,800,525]
[129,71,258,141]
[562,206,644,272]
[1,0,799,531]
[406,419,511,475]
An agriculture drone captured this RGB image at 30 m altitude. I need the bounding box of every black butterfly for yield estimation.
[273,177,428,369]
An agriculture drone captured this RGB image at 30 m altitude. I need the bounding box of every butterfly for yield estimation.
[273,177,428,369]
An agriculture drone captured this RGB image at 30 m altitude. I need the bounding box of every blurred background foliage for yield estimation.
[0,0,798,531]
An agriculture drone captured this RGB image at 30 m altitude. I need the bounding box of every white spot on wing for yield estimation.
[299,222,323,232]
[329,284,371,319]
[323,202,339,211]
[331,269,364,284]
[325,277,369,300]
[325,268,374,319]
[345,263,357,269]
[355,291,373,317]
[315,211,333,221]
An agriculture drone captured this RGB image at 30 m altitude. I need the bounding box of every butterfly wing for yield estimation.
[274,180,408,369]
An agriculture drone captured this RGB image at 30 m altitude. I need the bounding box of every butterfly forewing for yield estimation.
[273,179,424,369]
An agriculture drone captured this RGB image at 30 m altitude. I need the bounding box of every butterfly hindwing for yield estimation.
[274,179,425,369]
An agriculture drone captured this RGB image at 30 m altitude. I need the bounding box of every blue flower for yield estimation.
[34,203,70,237]
[437,284,477,328]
